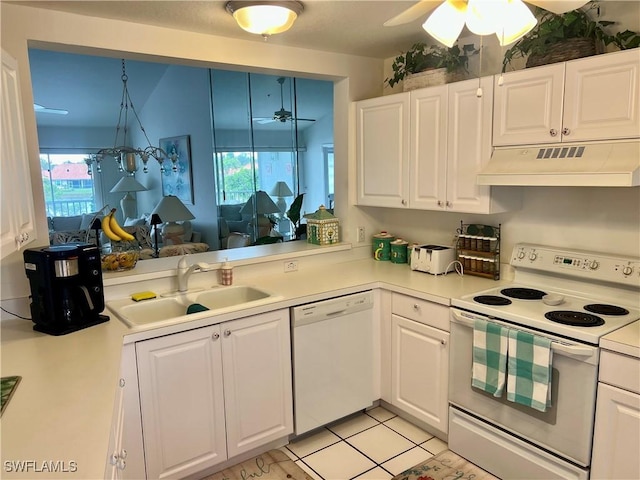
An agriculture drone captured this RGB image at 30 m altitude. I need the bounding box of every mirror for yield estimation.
[29,48,334,259]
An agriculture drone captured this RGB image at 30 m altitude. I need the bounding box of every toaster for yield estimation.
[410,244,456,275]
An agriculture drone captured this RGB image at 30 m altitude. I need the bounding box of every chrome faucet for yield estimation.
[177,255,214,292]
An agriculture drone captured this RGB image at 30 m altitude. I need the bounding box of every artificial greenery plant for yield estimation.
[502,1,640,72]
[386,42,479,87]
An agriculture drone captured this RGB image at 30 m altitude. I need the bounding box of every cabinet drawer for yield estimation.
[392,293,449,332]
[599,350,640,394]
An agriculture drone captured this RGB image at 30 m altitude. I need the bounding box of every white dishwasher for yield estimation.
[292,291,374,435]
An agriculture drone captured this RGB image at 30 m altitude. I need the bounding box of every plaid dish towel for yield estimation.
[472,319,508,397]
[507,329,553,412]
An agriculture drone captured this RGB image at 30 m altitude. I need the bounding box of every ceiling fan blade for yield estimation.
[34,103,68,115]
[252,117,277,124]
[293,118,316,122]
[383,0,439,27]
[525,0,589,14]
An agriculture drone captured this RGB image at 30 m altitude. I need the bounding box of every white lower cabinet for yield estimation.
[389,294,449,435]
[591,350,640,480]
[136,309,293,479]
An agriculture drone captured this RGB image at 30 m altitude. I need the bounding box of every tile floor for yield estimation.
[282,406,448,480]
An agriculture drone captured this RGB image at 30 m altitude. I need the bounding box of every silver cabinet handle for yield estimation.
[550,129,558,137]
[437,200,444,207]
[562,127,570,136]
[446,201,452,208]
[413,304,420,311]
[224,329,231,337]
[119,378,125,388]
[212,332,220,340]
[401,199,407,206]
[441,339,447,345]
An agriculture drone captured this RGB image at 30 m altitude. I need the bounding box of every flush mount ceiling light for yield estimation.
[422,0,537,47]
[226,1,303,36]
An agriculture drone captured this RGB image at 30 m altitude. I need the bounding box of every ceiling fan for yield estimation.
[34,103,68,115]
[252,77,315,125]
[384,0,590,27]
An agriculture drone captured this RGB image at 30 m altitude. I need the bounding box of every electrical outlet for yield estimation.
[357,227,366,243]
[284,260,298,273]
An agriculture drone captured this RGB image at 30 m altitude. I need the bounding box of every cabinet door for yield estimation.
[105,377,125,480]
[222,309,293,458]
[591,383,640,480]
[356,93,410,208]
[446,77,494,213]
[391,314,449,433]
[1,50,36,259]
[564,49,640,142]
[137,325,227,479]
[409,86,448,210]
[492,63,564,146]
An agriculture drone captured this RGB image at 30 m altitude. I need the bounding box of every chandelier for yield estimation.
[85,59,177,176]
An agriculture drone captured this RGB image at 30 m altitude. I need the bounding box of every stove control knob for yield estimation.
[529,252,538,261]
[622,265,633,276]
[589,261,600,270]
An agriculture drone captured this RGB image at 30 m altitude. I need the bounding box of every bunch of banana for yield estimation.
[102,209,135,242]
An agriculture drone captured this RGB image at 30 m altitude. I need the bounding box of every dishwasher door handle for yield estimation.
[326,309,347,317]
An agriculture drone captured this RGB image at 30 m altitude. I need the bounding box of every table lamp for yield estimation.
[151,195,195,245]
[270,181,294,214]
[109,175,148,220]
[240,191,280,238]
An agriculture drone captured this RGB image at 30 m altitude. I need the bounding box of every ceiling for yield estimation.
[13,1,430,59]
[25,1,428,132]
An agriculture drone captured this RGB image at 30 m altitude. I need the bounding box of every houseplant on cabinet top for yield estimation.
[386,42,478,91]
[502,1,640,72]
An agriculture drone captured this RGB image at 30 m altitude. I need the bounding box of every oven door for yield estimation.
[449,308,599,468]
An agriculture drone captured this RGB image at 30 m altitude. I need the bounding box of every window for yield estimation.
[40,153,97,217]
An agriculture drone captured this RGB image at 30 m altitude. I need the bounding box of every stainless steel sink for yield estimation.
[107,286,276,328]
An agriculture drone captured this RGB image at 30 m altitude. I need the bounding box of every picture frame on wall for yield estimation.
[160,135,194,204]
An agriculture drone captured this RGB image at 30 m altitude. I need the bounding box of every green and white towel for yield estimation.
[472,319,508,397]
[507,329,553,412]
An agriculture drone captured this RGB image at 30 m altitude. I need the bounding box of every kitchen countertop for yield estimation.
[0,257,499,479]
[600,320,640,359]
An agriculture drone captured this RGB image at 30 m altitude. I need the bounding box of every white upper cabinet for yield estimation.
[1,49,36,258]
[356,93,410,208]
[564,49,640,142]
[494,49,640,146]
[357,78,517,214]
[492,63,565,146]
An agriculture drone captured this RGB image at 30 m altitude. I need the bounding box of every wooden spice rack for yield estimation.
[456,222,501,280]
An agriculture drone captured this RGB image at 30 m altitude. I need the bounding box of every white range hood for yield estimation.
[477,140,640,187]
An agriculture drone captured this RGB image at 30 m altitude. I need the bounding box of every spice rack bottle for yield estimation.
[456,222,500,280]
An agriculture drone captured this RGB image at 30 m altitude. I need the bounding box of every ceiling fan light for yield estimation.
[466,0,503,36]
[496,0,537,46]
[226,1,303,35]
[422,0,467,48]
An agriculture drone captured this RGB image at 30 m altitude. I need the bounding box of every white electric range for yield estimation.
[448,243,640,480]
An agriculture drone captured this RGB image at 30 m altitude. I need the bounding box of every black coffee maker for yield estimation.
[24,243,108,335]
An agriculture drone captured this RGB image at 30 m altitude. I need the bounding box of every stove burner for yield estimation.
[584,304,629,316]
[501,288,547,300]
[474,295,512,306]
[545,311,605,327]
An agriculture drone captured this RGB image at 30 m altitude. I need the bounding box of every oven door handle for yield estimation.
[450,308,596,359]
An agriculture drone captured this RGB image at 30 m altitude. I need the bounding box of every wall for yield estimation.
[0,3,383,300]
[132,63,217,246]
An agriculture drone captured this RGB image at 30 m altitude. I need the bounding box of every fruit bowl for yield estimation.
[101,245,139,271]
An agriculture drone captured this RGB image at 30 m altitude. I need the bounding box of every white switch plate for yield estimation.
[357,227,365,243]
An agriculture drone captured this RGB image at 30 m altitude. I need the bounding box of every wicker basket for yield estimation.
[526,38,596,68]
[403,68,468,91]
